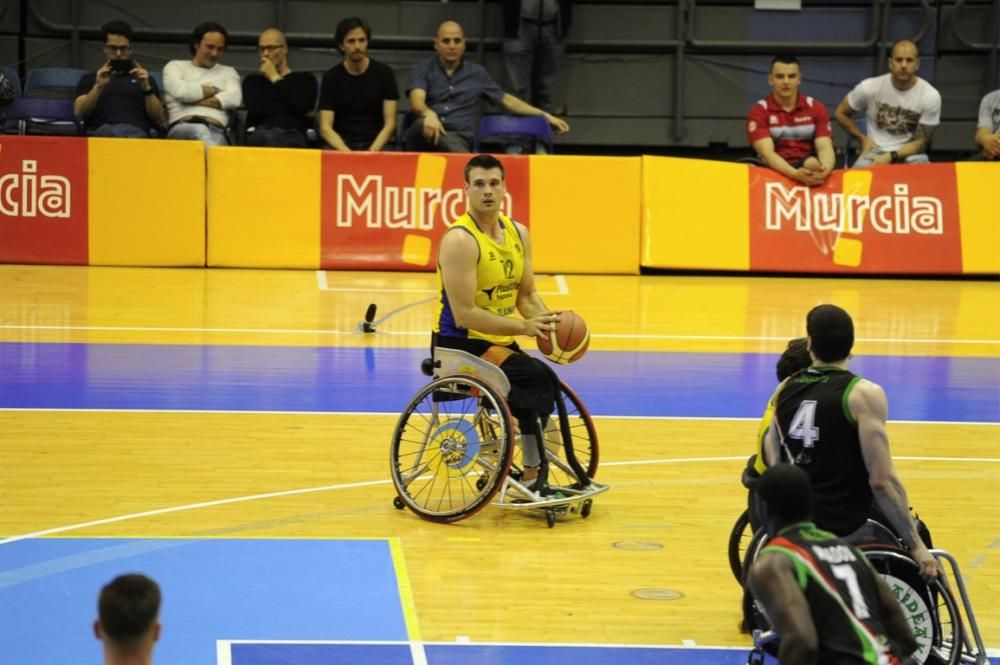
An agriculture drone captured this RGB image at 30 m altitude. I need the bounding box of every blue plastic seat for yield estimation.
[9,67,89,135]
[24,67,89,100]
[474,114,554,153]
[3,97,81,135]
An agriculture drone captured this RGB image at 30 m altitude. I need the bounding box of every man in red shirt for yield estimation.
[747,56,835,186]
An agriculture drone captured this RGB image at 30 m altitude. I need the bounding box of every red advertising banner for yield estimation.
[0,136,89,264]
[748,163,962,274]
[320,152,530,270]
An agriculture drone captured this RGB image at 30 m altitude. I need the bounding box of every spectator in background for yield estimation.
[242,28,317,148]
[318,17,398,151]
[0,68,17,107]
[502,0,572,116]
[405,20,569,153]
[974,88,1000,160]
[164,22,241,146]
[94,573,161,665]
[835,40,941,167]
[74,20,165,138]
[746,56,835,186]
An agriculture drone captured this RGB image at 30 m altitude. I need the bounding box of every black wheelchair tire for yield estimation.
[729,509,753,584]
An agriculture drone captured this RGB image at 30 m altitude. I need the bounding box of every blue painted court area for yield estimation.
[0,538,407,665]
[1,343,998,422]
[229,642,752,665]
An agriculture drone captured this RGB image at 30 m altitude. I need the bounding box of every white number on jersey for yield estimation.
[832,563,871,619]
[788,400,820,449]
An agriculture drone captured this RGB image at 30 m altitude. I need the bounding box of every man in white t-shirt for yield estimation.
[164,21,242,146]
[835,40,941,167]
[974,89,1000,161]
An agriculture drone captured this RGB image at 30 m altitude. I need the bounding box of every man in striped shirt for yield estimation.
[747,56,836,186]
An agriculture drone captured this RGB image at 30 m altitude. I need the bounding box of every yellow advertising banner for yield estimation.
[530,156,641,274]
[89,138,205,266]
[955,162,1000,274]
[207,146,321,268]
[642,156,750,270]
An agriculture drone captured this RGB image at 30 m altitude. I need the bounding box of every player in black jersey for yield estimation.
[761,305,937,580]
[749,464,918,665]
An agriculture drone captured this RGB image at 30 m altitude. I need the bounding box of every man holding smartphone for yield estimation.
[74,20,165,138]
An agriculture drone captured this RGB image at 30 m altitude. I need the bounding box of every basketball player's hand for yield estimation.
[422,112,445,144]
[523,311,560,338]
[911,543,940,581]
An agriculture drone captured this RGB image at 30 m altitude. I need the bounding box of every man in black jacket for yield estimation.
[243,28,317,148]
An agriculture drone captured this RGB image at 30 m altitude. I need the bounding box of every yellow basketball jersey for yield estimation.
[435,213,525,345]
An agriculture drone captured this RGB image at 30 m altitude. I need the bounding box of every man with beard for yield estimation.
[318,17,399,151]
[834,40,941,167]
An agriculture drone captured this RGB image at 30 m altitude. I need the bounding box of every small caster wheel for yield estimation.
[546,510,556,528]
[393,496,405,510]
[476,475,489,490]
[581,499,592,518]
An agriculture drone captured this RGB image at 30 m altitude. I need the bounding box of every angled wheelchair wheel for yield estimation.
[743,541,964,665]
[728,509,754,584]
[390,375,515,523]
[861,546,963,665]
[512,379,598,489]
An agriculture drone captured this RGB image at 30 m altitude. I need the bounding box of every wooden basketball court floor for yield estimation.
[1,265,998,664]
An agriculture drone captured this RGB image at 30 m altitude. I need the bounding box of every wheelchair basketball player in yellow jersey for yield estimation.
[434,154,562,491]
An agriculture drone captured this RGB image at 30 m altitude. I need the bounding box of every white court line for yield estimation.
[3,454,998,547]
[2,408,997,428]
[2,322,997,345]
[0,478,390,546]
[215,641,231,665]
[316,270,570,297]
[215,638,1000,655]
[1,408,997,428]
[554,274,569,295]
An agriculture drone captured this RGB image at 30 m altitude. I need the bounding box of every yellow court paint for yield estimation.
[390,537,424,643]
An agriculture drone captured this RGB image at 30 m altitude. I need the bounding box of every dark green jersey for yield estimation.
[762,523,902,665]
[774,366,872,535]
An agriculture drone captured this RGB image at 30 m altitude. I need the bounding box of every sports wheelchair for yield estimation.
[739,521,990,665]
[389,346,609,527]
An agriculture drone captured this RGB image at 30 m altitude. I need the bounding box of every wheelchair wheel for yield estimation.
[512,379,599,489]
[550,380,599,482]
[728,509,754,584]
[390,375,515,523]
[742,542,964,665]
[861,546,963,665]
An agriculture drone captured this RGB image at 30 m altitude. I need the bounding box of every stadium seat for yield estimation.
[474,114,554,154]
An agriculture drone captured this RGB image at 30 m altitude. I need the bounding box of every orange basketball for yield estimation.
[536,311,589,365]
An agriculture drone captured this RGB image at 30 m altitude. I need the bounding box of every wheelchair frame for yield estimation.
[390,347,609,527]
[741,531,989,665]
